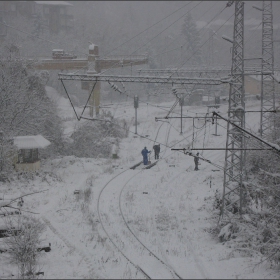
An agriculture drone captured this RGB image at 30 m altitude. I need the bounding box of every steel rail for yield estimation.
[97,169,152,279]
[98,167,182,279]
[119,171,182,279]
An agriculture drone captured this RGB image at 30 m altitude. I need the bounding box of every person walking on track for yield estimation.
[153,144,160,160]
[141,146,151,165]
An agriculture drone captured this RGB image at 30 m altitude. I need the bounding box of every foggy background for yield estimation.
[1,1,280,103]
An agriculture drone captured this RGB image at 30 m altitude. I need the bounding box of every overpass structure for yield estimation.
[31,55,148,71]
[29,46,148,116]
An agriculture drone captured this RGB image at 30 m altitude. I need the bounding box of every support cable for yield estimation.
[213,111,280,154]
[60,80,97,121]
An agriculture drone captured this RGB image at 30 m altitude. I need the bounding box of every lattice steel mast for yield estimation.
[221,1,245,219]
[207,29,214,105]
[260,1,275,138]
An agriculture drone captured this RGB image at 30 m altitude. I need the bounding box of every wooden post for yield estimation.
[88,44,101,116]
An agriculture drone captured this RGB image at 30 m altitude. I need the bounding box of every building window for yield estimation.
[32,149,38,161]
[18,149,39,163]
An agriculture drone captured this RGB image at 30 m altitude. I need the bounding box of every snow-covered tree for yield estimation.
[67,112,127,159]
[0,131,17,181]
[31,12,46,39]
[215,112,280,266]
[0,48,64,175]
[181,13,202,65]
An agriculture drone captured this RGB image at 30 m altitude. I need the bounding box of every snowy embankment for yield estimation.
[0,86,278,278]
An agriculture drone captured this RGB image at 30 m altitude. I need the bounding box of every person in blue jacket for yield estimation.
[141,146,151,165]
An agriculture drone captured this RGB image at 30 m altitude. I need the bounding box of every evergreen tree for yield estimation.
[32,13,45,38]
[181,13,202,66]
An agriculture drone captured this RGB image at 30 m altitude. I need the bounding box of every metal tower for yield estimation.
[221,1,245,219]
[260,1,275,138]
[208,29,214,67]
[207,29,214,105]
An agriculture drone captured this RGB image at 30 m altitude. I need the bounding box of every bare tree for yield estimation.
[3,215,45,279]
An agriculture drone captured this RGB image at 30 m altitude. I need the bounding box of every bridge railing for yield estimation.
[101,55,148,61]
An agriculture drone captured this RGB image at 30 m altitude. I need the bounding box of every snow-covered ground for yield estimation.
[0,87,279,279]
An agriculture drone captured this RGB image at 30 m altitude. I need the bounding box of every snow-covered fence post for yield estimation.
[112,142,118,159]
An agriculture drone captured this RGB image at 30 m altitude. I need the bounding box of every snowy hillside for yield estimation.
[0,87,278,279]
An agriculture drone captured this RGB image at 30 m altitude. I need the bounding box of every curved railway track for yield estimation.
[97,112,184,279]
[97,168,182,279]
[96,106,223,279]
[120,125,216,279]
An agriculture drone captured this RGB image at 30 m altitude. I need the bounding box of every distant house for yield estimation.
[244,75,261,95]
[0,1,74,35]
[34,1,74,34]
[223,73,279,97]
[244,73,280,96]
[13,135,50,172]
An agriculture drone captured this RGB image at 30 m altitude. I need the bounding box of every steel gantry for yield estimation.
[221,0,245,220]
[58,73,231,85]
[260,1,275,138]
[28,44,148,117]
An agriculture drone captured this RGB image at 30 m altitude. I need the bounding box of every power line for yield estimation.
[153,1,221,60]
[98,2,203,76]
[134,5,235,118]
[168,6,257,80]
[173,11,235,73]
[103,1,193,57]
[0,21,56,44]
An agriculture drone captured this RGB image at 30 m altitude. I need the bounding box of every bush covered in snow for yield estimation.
[64,112,128,159]
[3,215,46,278]
[215,114,280,267]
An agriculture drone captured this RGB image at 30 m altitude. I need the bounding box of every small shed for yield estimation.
[13,135,51,172]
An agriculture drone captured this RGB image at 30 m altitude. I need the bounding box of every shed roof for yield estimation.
[13,135,51,149]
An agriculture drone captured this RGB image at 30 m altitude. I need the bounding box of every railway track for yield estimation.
[97,168,182,279]
[96,107,213,278]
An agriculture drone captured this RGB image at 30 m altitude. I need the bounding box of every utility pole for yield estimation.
[88,44,100,117]
[207,29,214,106]
[134,95,139,134]
[179,93,183,135]
[87,45,148,117]
[212,113,219,136]
[221,1,245,220]
[192,117,195,149]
